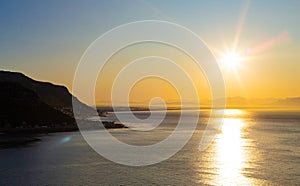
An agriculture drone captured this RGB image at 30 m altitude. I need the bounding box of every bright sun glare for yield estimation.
[221,52,241,70]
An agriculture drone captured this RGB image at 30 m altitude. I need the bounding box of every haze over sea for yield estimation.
[1,109,299,185]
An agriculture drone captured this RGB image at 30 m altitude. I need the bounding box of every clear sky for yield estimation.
[1,0,300,106]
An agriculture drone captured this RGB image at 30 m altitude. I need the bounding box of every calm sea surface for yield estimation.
[1,109,300,185]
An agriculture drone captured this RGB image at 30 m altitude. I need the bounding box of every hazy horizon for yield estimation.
[2,69,300,109]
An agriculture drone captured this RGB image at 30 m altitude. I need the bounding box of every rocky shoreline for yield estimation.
[0,120,128,148]
[0,133,41,148]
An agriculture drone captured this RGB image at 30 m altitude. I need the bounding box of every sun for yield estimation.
[221,51,241,70]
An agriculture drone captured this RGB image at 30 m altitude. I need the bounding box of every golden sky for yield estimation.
[1,1,300,106]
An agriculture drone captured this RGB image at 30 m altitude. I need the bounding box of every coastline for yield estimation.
[0,120,128,148]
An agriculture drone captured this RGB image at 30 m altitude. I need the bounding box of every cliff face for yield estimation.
[0,71,74,108]
[0,82,74,127]
[0,71,90,128]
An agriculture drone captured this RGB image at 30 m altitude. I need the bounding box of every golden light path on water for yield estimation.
[203,109,253,185]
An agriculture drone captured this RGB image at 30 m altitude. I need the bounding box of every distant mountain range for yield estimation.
[222,96,300,108]
[98,95,300,109]
[0,70,91,130]
[272,97,300,107]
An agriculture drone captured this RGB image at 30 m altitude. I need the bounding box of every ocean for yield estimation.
[0,109,299,185]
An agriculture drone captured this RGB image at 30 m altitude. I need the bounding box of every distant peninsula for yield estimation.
[0,70,127,135]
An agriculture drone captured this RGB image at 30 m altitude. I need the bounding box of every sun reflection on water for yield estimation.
[213,110,251,185]
[224,109,245,117]
[197,109,253,185]
[215,118,249,185]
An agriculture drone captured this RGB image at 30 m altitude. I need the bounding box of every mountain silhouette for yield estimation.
[0,70,90,129]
